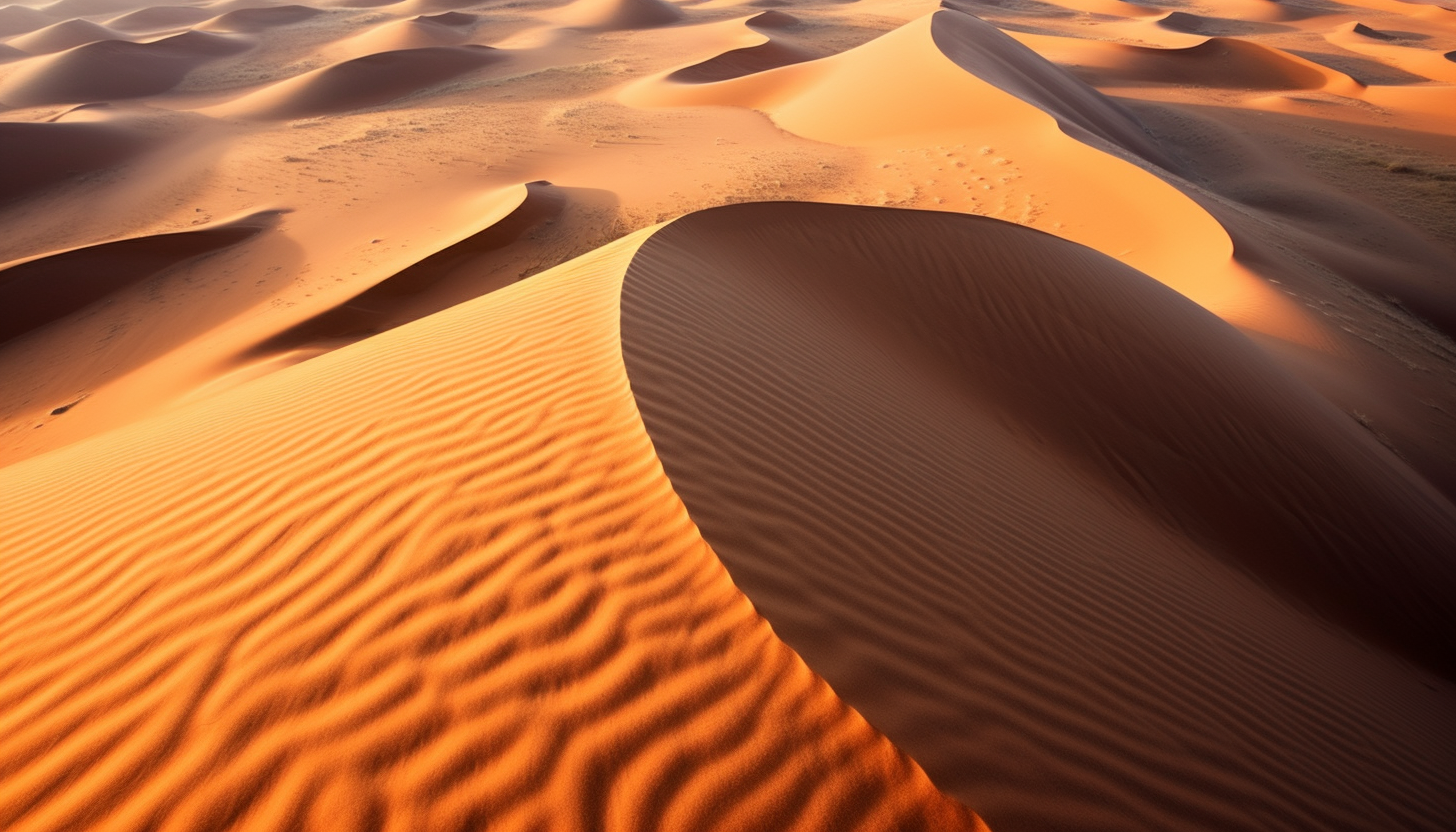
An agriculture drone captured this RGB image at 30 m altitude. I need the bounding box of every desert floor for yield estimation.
[0,0,1453,827]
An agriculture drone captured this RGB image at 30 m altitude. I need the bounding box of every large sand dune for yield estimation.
[2,0,1454,824]
[620,201,1456,832]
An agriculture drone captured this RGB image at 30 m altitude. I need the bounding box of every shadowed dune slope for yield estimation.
[229,45,504,119]
[0,121,149,206]
[0,31,250,107]
[0,229,983,832]
[932,6,1175,166]
[0,214,276,346]
[620,202,1456,832]
[1087,37,1342,89]
[668,40,814,83]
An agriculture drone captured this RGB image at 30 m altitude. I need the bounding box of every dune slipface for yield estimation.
[619,202,1456,832]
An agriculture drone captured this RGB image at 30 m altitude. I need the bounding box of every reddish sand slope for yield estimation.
[0,230,983,832]
[620,202,1456,832]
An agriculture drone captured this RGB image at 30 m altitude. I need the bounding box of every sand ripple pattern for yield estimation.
[620,202,1456,832]
[0,232,979,832]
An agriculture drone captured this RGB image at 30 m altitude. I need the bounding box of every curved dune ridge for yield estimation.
[196,4,324,33]
[0,120,150,206]
[226,45,506,119]
[0,228,985,832]
[560,0,682,30]
[245,182,562,355]
[925,10,1177,168]
[8,19,128,55]
[0,31,251,107]
[667,40,815,82]
[0,213,277,346]
[619,202,1456,832]
[1085,37,1347,89]
[105,5,215,33]
[0,5,54,38]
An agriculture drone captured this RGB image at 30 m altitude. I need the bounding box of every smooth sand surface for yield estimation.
[2,0,1454,825]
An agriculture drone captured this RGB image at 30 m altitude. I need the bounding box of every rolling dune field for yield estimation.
[1,0,1453,825]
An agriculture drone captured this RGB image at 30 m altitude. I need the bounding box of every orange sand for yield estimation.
[1,0,1454,826]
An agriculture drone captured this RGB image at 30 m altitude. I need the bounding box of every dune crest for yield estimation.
[620,201,1456,832]
[224,45,506,119]
[560,0,683,30]
[0,225,984,832]
[9,19,127,55]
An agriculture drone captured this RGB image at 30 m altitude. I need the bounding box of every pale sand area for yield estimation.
[1,0,1454,826]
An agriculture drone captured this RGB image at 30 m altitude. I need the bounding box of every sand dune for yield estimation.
[39,0,154,18]
[105,5,214,33]
[246,182,563,354]
[0,120,150,206]
[0,214,275,346]
[1153,10,1292,35]
[336,14,474,55]
[1,0,1453,826]
[745,8,798,27]
[620,201,1456,832]
[0,5,54,38]
[560,0,682,30]
[8,19,126,54]
[225,45,506,119]
[668,39,815,82]
[1072,37,1349,90]
[0,31,251,107]
[0,227,983,832]
[197,4,324,33]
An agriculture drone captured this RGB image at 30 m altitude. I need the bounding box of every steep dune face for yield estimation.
[620,202,1456,832]
[0,230,984,832]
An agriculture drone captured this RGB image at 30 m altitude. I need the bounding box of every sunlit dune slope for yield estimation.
[0,226,983,832]
[620,202,1456,832]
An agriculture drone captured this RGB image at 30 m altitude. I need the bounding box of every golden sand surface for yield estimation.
[1,0,1453,826]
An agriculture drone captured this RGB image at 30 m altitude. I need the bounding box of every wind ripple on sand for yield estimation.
[619,202,1456,832]
[0,228,982,832]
